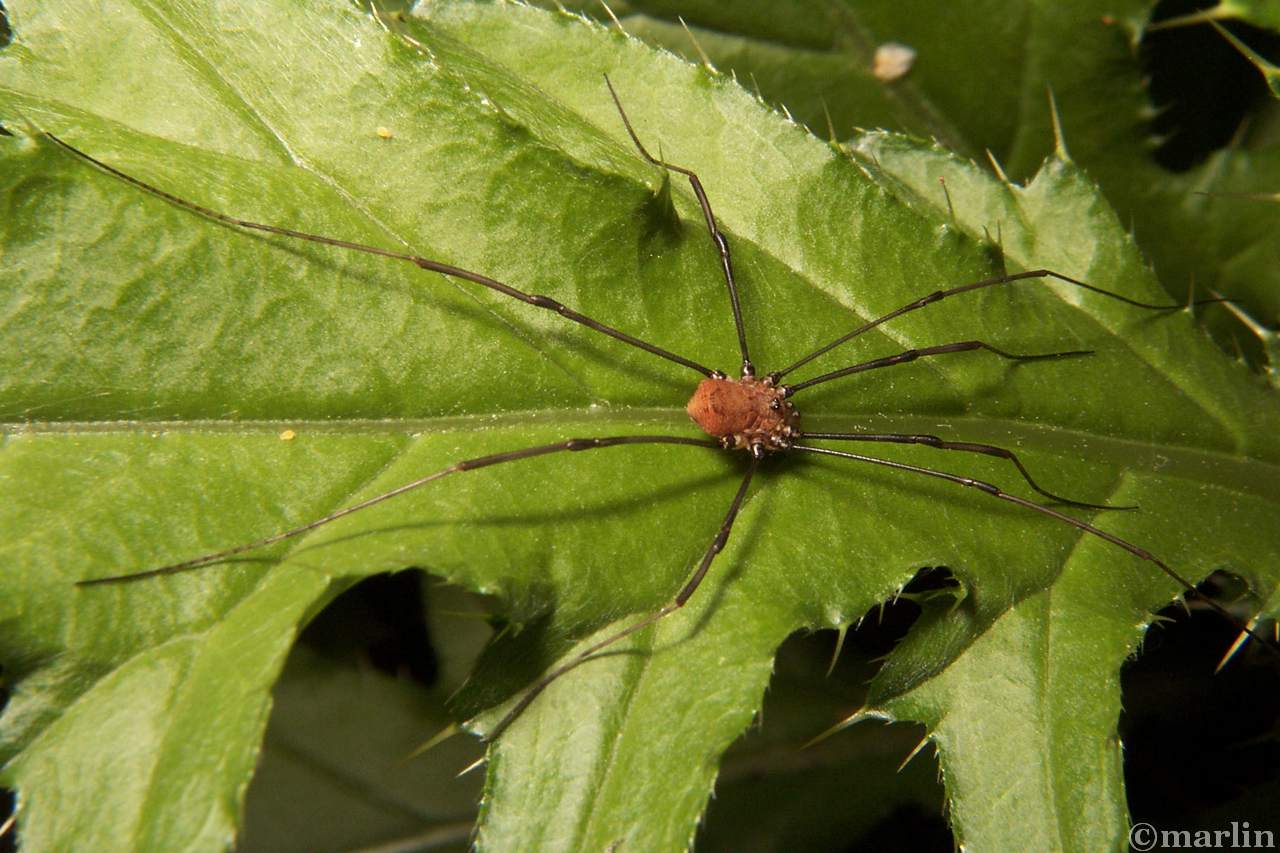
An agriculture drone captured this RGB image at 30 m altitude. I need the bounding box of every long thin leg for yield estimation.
[790,444,1279,658]
[484,455,761,741]
[773,269,1225,381]
[799,431,1133,510]
[784,340,1090,395]
[43,133,717,379]
[604,76,754,376]
[76,435,719,586]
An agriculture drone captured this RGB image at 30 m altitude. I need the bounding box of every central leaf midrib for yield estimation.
[8,406,1278,500]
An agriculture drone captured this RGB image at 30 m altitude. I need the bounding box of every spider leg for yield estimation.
[42,132,715,378]
[76,435,719,585]
[484,454,761,741]
[604,76,753,377]
[784,339,1091,395]
[774,269,1226,380]
[799,431,1135,510]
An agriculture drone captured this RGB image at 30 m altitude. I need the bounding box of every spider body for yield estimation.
[685,374,799,454]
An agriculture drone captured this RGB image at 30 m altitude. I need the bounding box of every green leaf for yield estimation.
[546,0,1280,362]
[2,1,1278,850]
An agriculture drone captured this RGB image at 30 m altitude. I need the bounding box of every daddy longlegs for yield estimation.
[50,77,1277,742]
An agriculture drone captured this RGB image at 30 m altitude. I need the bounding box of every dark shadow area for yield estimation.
[845,803,954,853]
[1142,0,1280,172]
[846,565,959,658]
[0,0,12,141]
[1122,573,1280,836]
[0,2,11,52]
[300,570,438,687]
[639,170,685,248]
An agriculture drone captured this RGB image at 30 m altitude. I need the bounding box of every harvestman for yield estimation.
[52,78,1276,739]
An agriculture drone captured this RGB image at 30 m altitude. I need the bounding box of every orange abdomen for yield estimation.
[686,376,797,450]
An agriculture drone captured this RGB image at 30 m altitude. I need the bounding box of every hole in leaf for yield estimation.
[850,566,960,659]
[242,574,486,849]
[1141,0,1280,171]
[300,569,438,687]
[1121,578,1280,832]
[851,803,953,852]
[700,628,947,849]
[0,3,11,51]
[700,569,955,848]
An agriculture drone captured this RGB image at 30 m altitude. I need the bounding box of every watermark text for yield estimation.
[1130,821,1274,850]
